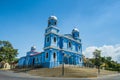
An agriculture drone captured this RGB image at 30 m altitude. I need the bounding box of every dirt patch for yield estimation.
[12,67,118,78]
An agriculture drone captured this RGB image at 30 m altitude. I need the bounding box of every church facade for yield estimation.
[18,16,84,68]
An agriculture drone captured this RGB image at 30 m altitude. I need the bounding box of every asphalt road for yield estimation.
[0,70,120,80]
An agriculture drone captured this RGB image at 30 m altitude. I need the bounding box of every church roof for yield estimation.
[48,16,57,20]
[30,52,41,56]
[64,34,73,39]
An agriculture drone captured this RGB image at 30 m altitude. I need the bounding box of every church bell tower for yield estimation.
[44,16,60,48]
[43,16,60,68]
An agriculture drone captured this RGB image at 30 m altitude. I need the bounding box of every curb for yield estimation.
[97,73,120,79]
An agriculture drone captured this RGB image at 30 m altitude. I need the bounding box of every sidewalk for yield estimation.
[97,73,120,79]
[1,70,120,80]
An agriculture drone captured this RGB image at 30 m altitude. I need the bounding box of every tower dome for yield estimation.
[48,16,57,20]
[72,27,79,39]
[72,27,79,32]
[48,15,57,27]
[31,46,36,51]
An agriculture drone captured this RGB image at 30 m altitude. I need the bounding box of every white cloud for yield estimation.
[83,44,120,63]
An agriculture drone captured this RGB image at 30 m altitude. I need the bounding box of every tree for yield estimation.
[106,57,112,61]
[105,57,112,68]
[93,49,101,66]
[93,49,101,74]
[0,40,18,63]
[91,49,120,71]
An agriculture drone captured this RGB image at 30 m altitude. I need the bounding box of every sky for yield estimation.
[0,0,120,62]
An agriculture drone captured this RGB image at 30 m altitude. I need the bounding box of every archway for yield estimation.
[32,58,35,66]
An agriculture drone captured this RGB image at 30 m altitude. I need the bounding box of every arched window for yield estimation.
[32,58,35,65]
[68,42,71,48]
[80,57,81,62]
[53,37,56,43]
[78,46,80,51]
[46,53,48,58]
[53,52,56,59]
[48,22,51,26]
[35,57,38,63]
[54,22,56,25]
[46,37,49,42]
[40,56,42,63]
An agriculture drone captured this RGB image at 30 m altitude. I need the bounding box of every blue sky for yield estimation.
[0,0,120,61]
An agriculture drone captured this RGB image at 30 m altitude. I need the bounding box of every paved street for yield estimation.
[0,70,120,80]
[97,74,120,80]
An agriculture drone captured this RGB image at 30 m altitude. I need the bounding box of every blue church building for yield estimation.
[18,16,84,68]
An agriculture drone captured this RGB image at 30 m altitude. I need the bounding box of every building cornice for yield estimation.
[45,32,81,44]
[43,46,82,54]
[61,35,81,44]
[43,46,60,50]
[45,26,59,30]
[45,31,60,36]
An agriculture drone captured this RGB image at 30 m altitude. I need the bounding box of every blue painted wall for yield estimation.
[18,16,84,68]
